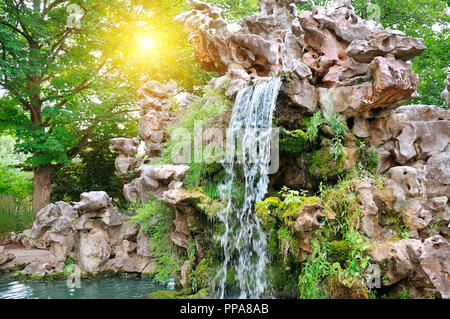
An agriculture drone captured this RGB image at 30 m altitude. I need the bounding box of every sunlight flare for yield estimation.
[138,35,155,50]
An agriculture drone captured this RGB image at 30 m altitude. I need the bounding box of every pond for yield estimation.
[0,275,173,299]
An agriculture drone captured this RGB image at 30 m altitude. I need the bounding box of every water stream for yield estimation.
[214,78,282,298]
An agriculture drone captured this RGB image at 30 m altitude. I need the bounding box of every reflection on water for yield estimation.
[0,276,170,299]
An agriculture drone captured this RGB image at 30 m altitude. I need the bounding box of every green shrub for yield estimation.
[158,89,231,166]
[298,240,334,299]
[131,199,182,283]
[0,165,32,202]
[0,194,34,235]
[357,140,380,174]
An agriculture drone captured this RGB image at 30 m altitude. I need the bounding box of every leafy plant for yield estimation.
[63,256,76,276]
[298,240,334,299]
[131,199,182,283]
[305,111,323,142]
[188,235,198,293]
[399,289,410,299]
[399,225,411,239]
[0,195,34,235]
[325,113,346,160]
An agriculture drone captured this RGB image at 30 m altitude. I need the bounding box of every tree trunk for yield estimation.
[32,165,53,213]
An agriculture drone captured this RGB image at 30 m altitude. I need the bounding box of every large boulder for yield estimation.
[75,228,111,273]
[123,164,190,203]
[21,260,65,277]
[346,30,426,63]
[110,137,139,175]
[136,231,153,257]
[368,239,422,286]
[418,235,450,299]
[31,201,77,238]
[175,0,424,120]
[0,246,15,265]
[73,191,112,213]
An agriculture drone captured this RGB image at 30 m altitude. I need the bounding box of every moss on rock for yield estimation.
[310,147,345,181]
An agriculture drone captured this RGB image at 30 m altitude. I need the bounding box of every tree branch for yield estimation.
[43,0,67,14]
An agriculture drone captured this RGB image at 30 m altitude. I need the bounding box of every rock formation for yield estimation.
[137,80,178,157]
[368,235,450,299]
[109,78,216,254]
[175,0,424,116]
[109,137,139,175]
[110,80,178,175]
[0,191,156,277]
[3,0,448,300]
[173,0,449,298]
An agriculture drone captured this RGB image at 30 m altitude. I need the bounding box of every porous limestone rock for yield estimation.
[110,137,139,175]
[0,246,15,265]
[73,191,112,213]
[0,232,21,246]
[75,227,111,273]
[31,201,77,238]
[368,239,422,286]
[136,231,153,257]
[176,0,424,118]
[0,248,50,271]
[112,240,136,259]
[354,178,383,240]
[28,201,77,261]
[292,199,335,261]
[21,259,65,278]
[137,80,177,157]
[0,189,163,277]
[367,105,450,172]
[109,219,139,246]
[346,30,426,63]
[180,260,191,288]
[171,214,190,250]
[123,164,190,204]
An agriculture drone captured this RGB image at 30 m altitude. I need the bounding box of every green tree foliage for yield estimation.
[209,0,258,21]
[0,0,212,210]
[412,29,449,107]
[51,139,133,209]
[0,136,32,201]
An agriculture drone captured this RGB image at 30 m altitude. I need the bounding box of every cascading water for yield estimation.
[214,77,282,298]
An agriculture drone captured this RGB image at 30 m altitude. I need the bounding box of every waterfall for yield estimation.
[214,77,282,298]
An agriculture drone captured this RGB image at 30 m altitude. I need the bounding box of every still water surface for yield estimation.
[0,276,171,299]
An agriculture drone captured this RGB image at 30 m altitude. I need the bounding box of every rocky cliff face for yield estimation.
[174,0,424,115]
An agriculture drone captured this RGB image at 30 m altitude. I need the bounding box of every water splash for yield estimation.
[214,78,282,298]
